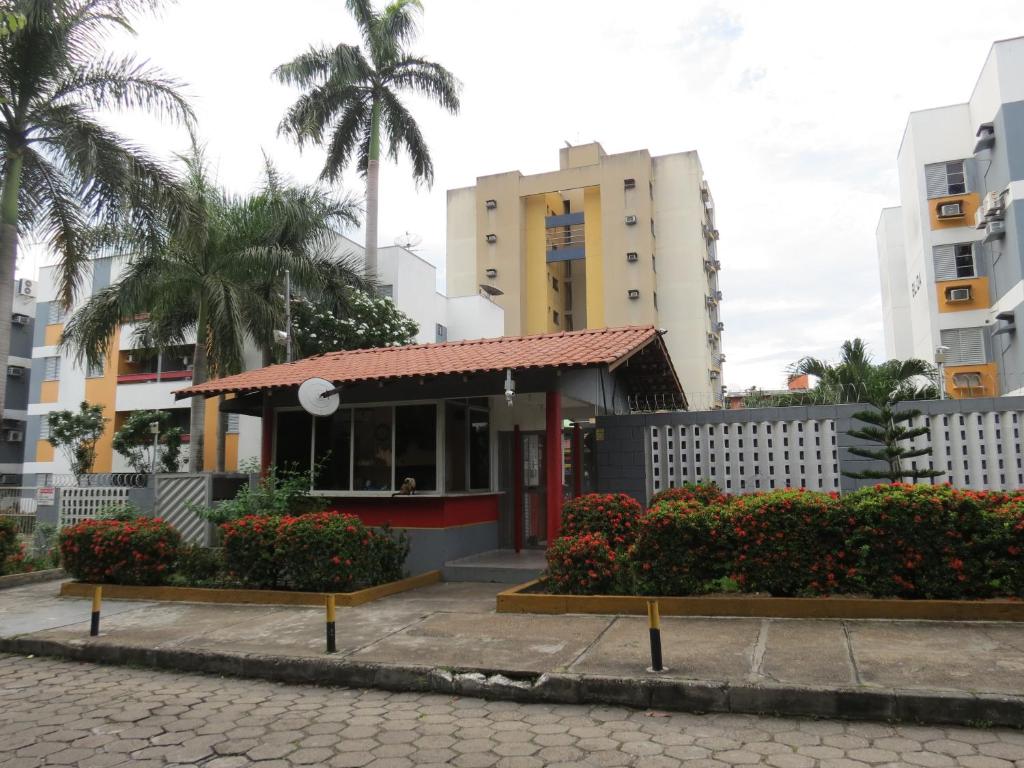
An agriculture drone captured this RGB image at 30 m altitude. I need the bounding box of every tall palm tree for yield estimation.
[274,0,460,279]
[0,0,193,421]
[61,149,363,472]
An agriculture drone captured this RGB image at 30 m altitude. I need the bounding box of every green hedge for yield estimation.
[545,484,1024,599]
[59,518,181,585]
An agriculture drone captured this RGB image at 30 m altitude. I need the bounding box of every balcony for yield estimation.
[545,212,585,263]
[116,369,192,385]
[117,345,193,385]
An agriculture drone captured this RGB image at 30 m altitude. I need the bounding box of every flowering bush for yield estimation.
[728,489,845,596]
[0,516,18,574]
[276,512,408,592]
[988,500,1024,597]
[630,502,731,595]
[545,533,620,595]
[59,518,180,585]
[649,482,728,509]
[560,493,644,549]
[843,484,994,599]
[220,515,281,588]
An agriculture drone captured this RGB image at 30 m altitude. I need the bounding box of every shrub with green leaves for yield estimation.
[199,463,324,525]
[219,515,280,588]
[988,500,1024,597]
[649,481,728,509]
[545,532,620,595]
[58,518,181,585]
[560,493,644,550]
[0,516,17,574]
[175,543,223,585]
[630,501,731,595]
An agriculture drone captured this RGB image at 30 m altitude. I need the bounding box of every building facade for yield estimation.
[446,142,724,409]
[878,36,1024,398]
[23,237,503,481]
[1,280,36,484]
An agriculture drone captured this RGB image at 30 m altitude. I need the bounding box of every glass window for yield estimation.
[44,356,60,380]
[946,161,966,194]
[954,244,975,278]
[314,409,352,490]
[277,411,314,476]
[445,402,467,491]
[395,405,437,492]
[469,407,490,489]
[444,399,490,492]
[353,407,393,491]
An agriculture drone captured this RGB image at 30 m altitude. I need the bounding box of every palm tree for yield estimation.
[61,149,363,472]
[274,0,460,279]
[0,0,193,421]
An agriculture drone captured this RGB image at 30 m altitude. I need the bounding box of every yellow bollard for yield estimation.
[325,594,337,653]
[647,600,663,671]
[90,586,102,637]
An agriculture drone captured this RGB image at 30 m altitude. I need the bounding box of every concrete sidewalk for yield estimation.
[2,580,1023,726]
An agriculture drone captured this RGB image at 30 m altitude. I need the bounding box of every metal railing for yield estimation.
[0,486,40,535]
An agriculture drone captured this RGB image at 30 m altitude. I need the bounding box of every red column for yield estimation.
[260,398,273,478]
[513,425,523,553]
[572,423,583,498]
[545,390,562,545]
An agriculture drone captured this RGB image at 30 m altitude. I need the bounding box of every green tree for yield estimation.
[0,0,193,425]
[274,0,460,279]
[61,150,363,472]
[844,403,945,483]
[47,402,105,482]
[112,410,183,474]
[291,288,418,357]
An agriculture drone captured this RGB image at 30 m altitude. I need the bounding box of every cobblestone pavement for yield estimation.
[2,655,1023,768]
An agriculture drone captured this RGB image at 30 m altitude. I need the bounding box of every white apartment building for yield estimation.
[24,236,503,480]
[878,36,1024,398]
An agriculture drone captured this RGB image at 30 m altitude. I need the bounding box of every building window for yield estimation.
[551,276,559,292]
[379,284,394,298]
[353,407,394,491]
[925,160,967,198]
[46,303,66,325]
[940,327,986,365]
[86,360,104,379]
[227,413,240,434]
[395,404,437,492]
[44,356,60,380]
[39,415,50,441]
[445,399,489,491]
[552,310,560,326]
[435,324,448,343]
[933,243,977,281]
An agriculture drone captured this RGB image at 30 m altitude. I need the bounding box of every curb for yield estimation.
[1,636,1021,727]
[0,569,64,590]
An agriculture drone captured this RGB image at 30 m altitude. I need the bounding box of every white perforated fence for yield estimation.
[650,418,841,495]
[58,486,132,528]
[646,404,1024,497]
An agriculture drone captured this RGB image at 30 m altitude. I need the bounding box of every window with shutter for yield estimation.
[46,303,66,325]
[924,160,968,199]
[43,356,60,380]
[940,327,986,365]
[227,413,240,434]
[86,360,104,378]
[933,243,976,280]
[39,415,50,441]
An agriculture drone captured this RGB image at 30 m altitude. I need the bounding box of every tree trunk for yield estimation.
[364,98,381,281]
[0,150,24,424]
[188,303,208,472]
[215,394,226,472]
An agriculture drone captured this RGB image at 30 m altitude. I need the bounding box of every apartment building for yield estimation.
[23,237,503,481]
[447,142,724,409]
[0,280,36,484]
[878,36,1024,398]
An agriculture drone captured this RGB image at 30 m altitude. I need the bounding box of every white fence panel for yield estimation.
[58,487,132,528]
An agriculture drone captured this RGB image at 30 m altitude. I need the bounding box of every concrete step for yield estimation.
[443,549,545,584]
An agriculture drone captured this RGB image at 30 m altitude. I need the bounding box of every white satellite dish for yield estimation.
[298,377,340,417]
[394,231,423,250]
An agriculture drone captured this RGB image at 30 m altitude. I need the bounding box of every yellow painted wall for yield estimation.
[43,323,63,347]
[524,194,548,334]
[35,440,53,462]
[945,362,998,398]
[84,333,120,472]
[929,193,980,230]
[583,186,604,328]
[936,277,990,313]
[39,380,59,404]
[200,396,239,471]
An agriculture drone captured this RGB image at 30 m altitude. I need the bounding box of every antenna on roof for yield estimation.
[394,231,422,251]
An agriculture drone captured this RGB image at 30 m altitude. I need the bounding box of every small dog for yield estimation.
[393,477,417,496]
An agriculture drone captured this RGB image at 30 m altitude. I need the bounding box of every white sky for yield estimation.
[19,0,1024,391]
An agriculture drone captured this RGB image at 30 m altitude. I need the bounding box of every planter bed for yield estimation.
[0,568,65,590]
[60,570,440,607]
[496,580,1024,622]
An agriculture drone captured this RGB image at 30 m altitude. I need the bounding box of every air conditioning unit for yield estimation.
[627,289,640,299]
[17,279,33,296]
[984,220,1007,243]
[938,202,964,219]
[5,429,24,443]
[623,178,636,190]
[484,199,497,210]
[948,287,972,302]
[484,233,497,244]
[11,314,28,326]
[978,191,1005,221]
[626,251,639,262]
[624,215,638,225]
[6,366,22,377]
[709,370,720,380]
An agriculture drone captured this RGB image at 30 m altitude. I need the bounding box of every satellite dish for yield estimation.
[298,377,340,417]
[394,231,422,250]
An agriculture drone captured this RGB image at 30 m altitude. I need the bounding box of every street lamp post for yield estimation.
[149,421,160,475]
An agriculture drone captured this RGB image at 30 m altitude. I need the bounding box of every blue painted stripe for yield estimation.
[545,212,584,227]
[546,247,585,263]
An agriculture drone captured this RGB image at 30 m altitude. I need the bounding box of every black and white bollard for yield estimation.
[647,600,664,672]
[90,586,102,637]
[325,594,337,653]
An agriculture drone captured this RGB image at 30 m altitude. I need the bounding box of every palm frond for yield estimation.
[379,88,432,185]
[388,55,460,112]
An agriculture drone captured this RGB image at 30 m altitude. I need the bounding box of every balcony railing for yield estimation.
[116,369,192,385]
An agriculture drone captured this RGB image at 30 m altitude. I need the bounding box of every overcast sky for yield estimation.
[19,1,1024,391]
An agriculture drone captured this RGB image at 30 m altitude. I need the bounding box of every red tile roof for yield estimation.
[174,325,679,399]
